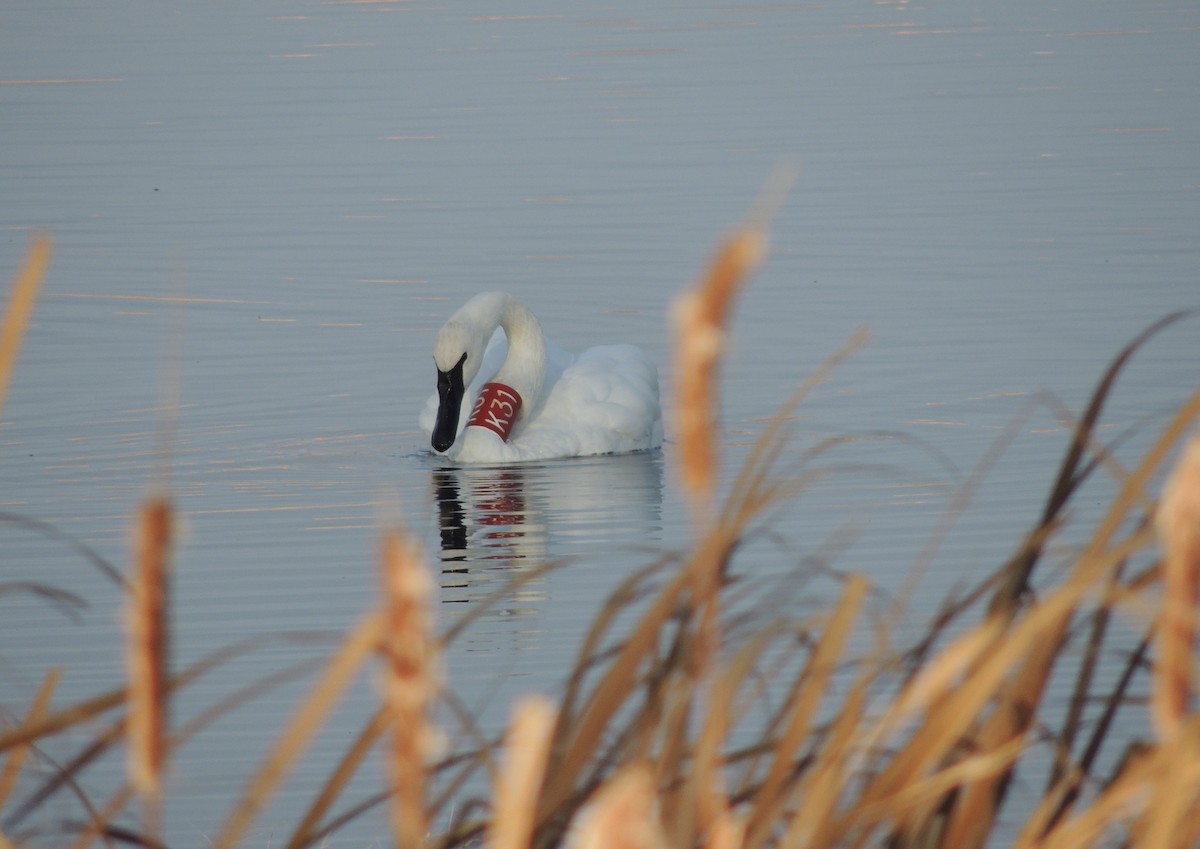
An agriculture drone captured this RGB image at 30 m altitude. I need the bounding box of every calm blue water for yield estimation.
[2,1,1197,845]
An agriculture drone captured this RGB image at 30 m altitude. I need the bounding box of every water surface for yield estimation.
[2,1,1197,845]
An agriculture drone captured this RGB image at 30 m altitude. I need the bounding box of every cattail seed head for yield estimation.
[126,496,172,803]
[380,527,439,849]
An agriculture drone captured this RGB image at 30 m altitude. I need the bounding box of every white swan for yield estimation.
[418,292,663,464]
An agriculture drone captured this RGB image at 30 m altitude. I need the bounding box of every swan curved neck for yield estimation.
[490,295,546,402]
[443,292,546,409]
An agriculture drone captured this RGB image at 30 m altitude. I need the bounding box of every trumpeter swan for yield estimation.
[419,292,662,464]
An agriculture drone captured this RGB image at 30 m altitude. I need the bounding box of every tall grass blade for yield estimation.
[490,697,557,849]
[543,567,691,817]
[0,233,50,422]
[780,669,871,847]
[284,707,388,849]
[213,612,384,849]
[1041,626,1152,835]
[990,310,1189,617]
[1153,431,1200,739]
[0,669,59,811]
[744,576,868,849]
[0,511,126,589]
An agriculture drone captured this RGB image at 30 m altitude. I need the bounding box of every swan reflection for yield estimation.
[431,452,665,609]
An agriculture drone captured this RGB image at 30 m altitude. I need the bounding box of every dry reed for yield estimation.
[664,177,797,849]
[490,697,557,849]
[567,766,668,849]
[1153,431,1200,739]
[125,495,172,834]
[0,670,59,814]
[380,526,440,849]
[212,612,385,849]
[0,233,50,423]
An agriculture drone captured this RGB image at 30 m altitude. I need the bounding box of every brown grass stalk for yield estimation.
[1139,723,1200,849]
[859,582,1086,823]
[671,226,765,521]
[686,619,760,846]
[1153,431,1200,739]
[939,639,1068,848]
[125,495,172,834]
[213,611,385,849]
[988,311,1188,620]
[0,668,59,812]
[380,527,440,849]
[869,390,1195,847]
[743,575,868,849]
[686,545,733,842]
[932,385,1200,845]
[568,765,669,849]
[67,781,134,849]
[862,735,1028,835]
[666,177,807,835]
[542,566,692,817]
[284,706,389,849]
[0,232,50,421]
[1079,386,1200,588]
[490,696,557,849]
[706,808,745,849]
[654,661,697,842]
[779,669,872,848]
[1031,723,1200,849]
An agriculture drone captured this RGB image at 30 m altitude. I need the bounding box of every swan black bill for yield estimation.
[432,352,467,453]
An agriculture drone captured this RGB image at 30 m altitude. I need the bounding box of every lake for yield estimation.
[1,1,1197,846]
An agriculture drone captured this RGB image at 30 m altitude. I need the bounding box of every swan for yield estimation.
[418,292,663,464]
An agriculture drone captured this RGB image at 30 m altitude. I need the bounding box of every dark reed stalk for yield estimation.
[988,311,1189,620]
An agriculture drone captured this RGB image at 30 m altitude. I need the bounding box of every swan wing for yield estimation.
[515,344,662,458]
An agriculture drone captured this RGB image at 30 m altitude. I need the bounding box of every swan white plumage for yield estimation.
[418,292,663,464]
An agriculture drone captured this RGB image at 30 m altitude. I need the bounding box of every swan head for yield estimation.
[431,319,489,453]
